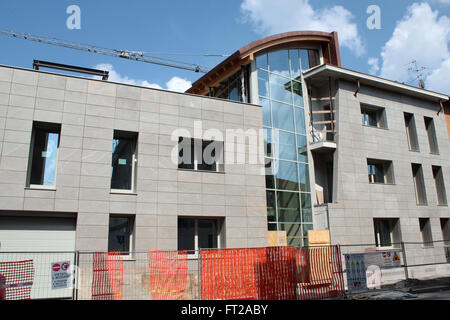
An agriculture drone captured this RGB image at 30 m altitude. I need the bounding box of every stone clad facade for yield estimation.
[0,64,268,252]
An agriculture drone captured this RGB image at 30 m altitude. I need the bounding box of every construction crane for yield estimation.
[0,29,212,73]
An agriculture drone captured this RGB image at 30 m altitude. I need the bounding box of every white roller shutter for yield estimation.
[0,216,77,299]
[0,216,76,252]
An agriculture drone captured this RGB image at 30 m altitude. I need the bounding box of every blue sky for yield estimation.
[1,0,449,93]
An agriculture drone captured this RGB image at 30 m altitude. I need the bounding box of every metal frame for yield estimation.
[33,60,109,80]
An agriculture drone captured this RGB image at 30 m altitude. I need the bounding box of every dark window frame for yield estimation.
[361,104,387,129]
[367,158,395,184]
[27,121,61,189]
[108,214,135,254]
[178,137,224,173]
[177,217,224,253]
[110,130,138,193]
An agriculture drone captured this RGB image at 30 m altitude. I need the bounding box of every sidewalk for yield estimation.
[344,277,450,300]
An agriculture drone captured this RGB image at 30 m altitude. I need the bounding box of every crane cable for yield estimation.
[0,29,218,73]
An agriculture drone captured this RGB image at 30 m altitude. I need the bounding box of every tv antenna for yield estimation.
[406,60,427,89]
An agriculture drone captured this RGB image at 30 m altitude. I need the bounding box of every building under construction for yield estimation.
[0,31,450,299]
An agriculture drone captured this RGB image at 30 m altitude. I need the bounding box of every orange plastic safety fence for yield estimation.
[0,260,34,300]
[147,250,188,300]
[296,246,345,300]
[200,247,297,300]
[91,251,123,300]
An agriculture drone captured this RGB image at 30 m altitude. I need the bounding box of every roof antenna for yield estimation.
[406,60,427,89]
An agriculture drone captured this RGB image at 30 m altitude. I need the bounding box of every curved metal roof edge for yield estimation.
[186,31,338,94]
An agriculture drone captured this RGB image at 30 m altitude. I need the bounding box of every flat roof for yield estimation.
[303,64,449,102]
[0,63,261,107]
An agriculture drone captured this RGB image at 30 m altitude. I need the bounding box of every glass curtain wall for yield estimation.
[257,48,315,247]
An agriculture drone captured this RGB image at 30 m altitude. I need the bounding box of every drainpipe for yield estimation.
[353,79,360,97]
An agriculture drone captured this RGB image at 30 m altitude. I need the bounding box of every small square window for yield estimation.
[177,217,224,253]
[27,122,61,188]
[178,137,224,172]
[374,218,402,248]
[361,105,387,128]
[367,159,394,184]
[108,215,135,254]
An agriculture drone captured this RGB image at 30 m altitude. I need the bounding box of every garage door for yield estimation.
[0,216,76,299]
[0,216,76,252]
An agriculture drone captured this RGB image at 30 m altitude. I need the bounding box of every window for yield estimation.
[432,166,447,205]
[419,218,433,247]
[374,218,402,248]
[27,122,61,188]
[412,163,427,205]
[424,117,439,154]
[404,113,420,151]
[367,159,394,184]
[178,137,224,172]
[177,218,223,252]
[108,215,134,254]
[441,218,450,245]
[111,131,137,192]
[361,105,387,128]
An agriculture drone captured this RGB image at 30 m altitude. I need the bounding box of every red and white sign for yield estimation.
[52,263,61,272]
[51,261,72,290]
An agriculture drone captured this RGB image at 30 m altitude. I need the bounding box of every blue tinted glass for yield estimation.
[268,50,290,77]
[277,192,301,223]
[265,158,275,189]
[292,81,304,106]
[300,49,310,71]
[277,131,297,161]
[264,128,272,157]
[266,191,276,222]
[257,70,269,98]
[269,73,292,104]
[299,163,310,192]
[290,49,301,80]
[275,160,299,191]
[256,53,268,70]
[301,193,312,221]
[43,133,59,186]
[295,107,306,134]
[260,97,271,127]
[297,134,308,163]
[272,100,294,132]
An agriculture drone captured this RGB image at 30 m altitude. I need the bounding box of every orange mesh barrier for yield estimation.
[296,246,345,300]
[200,247,296,300]
[147,250,188,300]
[91,251,123,300]
[0,260,34,300]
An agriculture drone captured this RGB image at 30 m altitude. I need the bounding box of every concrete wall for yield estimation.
[0,65,268,252]
[327,79,450,269]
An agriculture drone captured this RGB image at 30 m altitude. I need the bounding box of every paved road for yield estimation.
[408,289,450,300]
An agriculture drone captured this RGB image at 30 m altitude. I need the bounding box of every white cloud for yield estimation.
[376,3,450,93]
[240,0,364,56]
[426,57,450,93]
[165,76,193,93]
[93,63,192,92]
[367,57,380,75]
